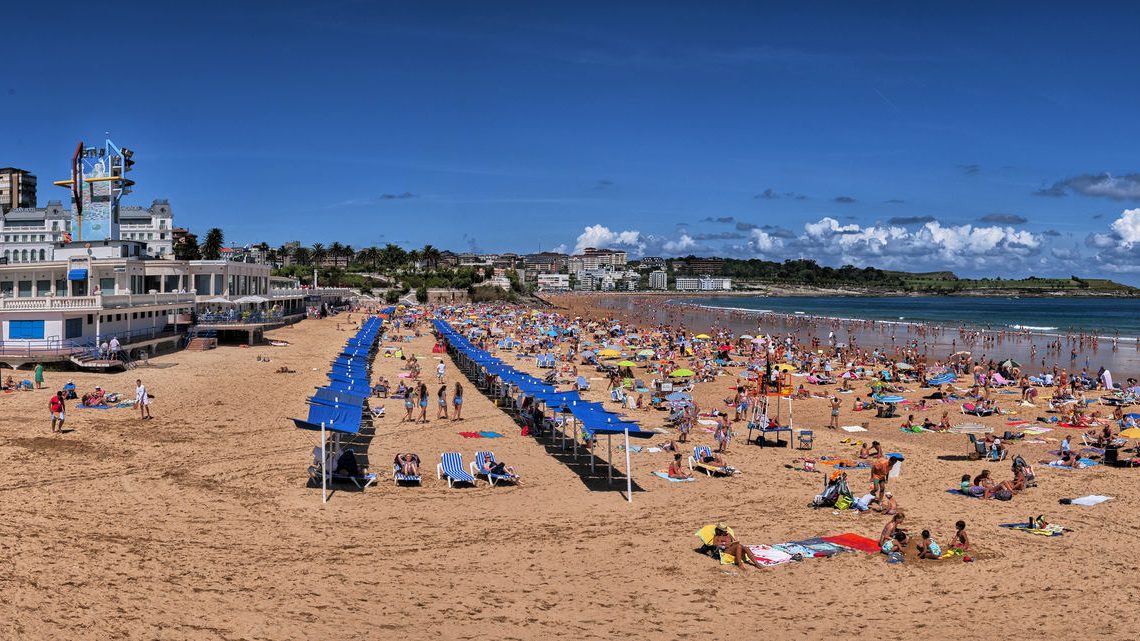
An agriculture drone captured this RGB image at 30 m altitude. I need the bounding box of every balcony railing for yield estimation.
[101,292,197,308]
[0,296,100,311]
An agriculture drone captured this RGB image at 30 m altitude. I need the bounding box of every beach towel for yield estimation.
[618,444,644,453]
[698,419,719,426]
[949,423,991,434]
[652,471,694,482]
[1046,458,1098,469]
[773,542,820,558]
[458,431,483,438]
[745,545,794,567]
[478,431,503,438]
[945,489,979,498]
[790,537,849,557]
[821,533,880,554]
[840,425,867,432]
[1069,495,1112,506]
[1000,523,1065,537]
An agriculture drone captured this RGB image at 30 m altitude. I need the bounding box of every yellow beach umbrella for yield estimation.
[695,334,711,340]
[1121,427,1140,438]
[773,363,797,373]
[598,348,620,358]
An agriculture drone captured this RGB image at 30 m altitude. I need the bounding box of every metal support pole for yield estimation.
[624,428,632,503]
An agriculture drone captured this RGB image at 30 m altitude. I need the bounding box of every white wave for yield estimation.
[1009,324,1058,331]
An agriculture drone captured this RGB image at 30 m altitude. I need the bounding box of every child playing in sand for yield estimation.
[948,520,971,559]
[916,530,942,559]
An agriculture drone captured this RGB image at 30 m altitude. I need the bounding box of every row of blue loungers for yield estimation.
[292,309,393,494]
[433,319,655,499]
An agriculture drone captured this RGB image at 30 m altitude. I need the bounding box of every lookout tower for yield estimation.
[52,138,136,242]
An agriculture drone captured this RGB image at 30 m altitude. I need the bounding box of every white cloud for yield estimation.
[662,233,697,253]
[749,229,783,252]
[1110,208,1140,245]
[573,224,643,254]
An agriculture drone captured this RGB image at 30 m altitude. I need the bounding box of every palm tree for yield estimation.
[380,244,407,271]
[408,249,422,271]
[292,247,312,266]
[342,244,355,266]
[355,246,378,271]
[201,228,224,260]
[311,242,327,267]
[329,241,345,267]
[421,244,441,271]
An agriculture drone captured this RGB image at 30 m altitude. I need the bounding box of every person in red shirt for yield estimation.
[50,390,65,433]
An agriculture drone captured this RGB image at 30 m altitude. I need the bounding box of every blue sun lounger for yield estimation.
[437,452,477,487]
[471,451,518,486]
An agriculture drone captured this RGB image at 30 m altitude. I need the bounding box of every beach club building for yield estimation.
[0,240,333,368]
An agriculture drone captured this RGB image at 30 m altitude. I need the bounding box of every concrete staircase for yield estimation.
[185,337,217,351]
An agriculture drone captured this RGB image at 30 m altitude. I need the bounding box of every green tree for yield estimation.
[311,243,327,266]
[201,228,224,260]
[174,233,201,260]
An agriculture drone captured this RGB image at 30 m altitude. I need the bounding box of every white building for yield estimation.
[535,273,570,290]
[674,276,732,291]
[1,199,174,263]
[649,270,668,290]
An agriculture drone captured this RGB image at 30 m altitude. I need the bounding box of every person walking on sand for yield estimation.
[436,359,446,383]
[452,382,463,421]
[34,363,44,389]
[829,396,841,430]
[417,382,429,422]
[436,384,449,420]
[50,389,65,433]
[135,378,152,420]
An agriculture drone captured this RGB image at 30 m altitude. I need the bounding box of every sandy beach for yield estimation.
[3,307,1139,640]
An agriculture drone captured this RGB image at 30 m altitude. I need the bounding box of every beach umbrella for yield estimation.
[950,351,972,364]
[616,360,637,367]
[670,368,695,378]
[598,348,620,358]
[999,359,1021,370]
[773,363,797,373]
[751,337,764,344]
[739,334,754,340]
[638,349,655,357]
[694,333,711,340]
[1120,427,1140,439]
[666,392,691,402]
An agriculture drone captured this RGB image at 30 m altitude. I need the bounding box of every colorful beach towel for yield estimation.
[478,431,503,438]
[745,545,794,567]
[458,431,483,438]
[789,537,849,557]
[1000,523,1066,537]
[821,533,881,554]
[652,471,694,482]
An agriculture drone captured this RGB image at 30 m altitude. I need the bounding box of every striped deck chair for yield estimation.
[437,452,477,488]
[393,454,422,486]
[688,445,733,476]
[470,451,519,486]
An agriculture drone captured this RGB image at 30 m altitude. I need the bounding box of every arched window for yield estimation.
[39,249,46,261]
[21,249,28,262]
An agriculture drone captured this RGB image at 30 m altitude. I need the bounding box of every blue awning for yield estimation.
[67,268,88,281]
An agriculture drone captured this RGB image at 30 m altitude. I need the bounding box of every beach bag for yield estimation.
[835,495,853,510]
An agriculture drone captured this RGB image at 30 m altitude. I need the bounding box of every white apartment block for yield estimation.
[674,276,732,291]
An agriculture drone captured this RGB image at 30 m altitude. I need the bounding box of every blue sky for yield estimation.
[4,2,1140,280]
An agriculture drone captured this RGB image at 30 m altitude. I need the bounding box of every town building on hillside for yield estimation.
[649,270,668,290]
[673,257,724,275]
[674,276,732,291]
